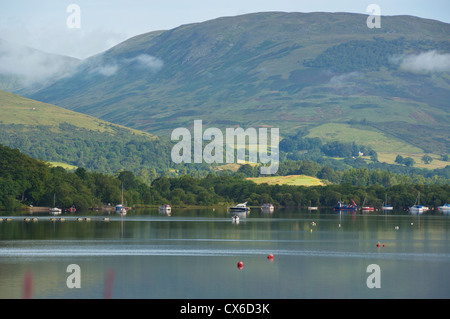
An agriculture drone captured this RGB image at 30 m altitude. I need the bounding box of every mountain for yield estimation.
[0,89,182,181]
[0,39,80,94]
[10,12,450,158]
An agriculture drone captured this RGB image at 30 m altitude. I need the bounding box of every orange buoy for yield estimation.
[267,254,274,260]
[237,261,243,269]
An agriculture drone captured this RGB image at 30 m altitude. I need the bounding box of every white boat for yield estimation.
[382,194,393,211]
[261,203,274,213]
[361,197,374,211]
[409,192,428,214]
[410,205,428,214]
[49,207,62,215]
[229,202,250,213]
[307,201,318,210]
[115,204,127,215]
[438,204,450,213]
[116,184,127,215]
[159,204,171,214]
[49,194,62,215]
[232,214,240,224]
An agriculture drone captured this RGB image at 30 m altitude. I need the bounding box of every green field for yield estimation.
[247,175,325,186]
[0,90,155,138]
[48,161,78,170]
[377,152,448,169]
[307,123,423,154]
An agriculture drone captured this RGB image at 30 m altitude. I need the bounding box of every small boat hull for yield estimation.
[49,208,62,215]
[438,204,450,213]
[229,207,249,212]
[228,202,250,213]
[261,204,274,213]
[334,207,357,211]
[409,205,428,214]
[159,205,172,215]
[334,200,357,211]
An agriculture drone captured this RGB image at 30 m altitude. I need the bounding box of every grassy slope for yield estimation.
[307,123,422,153]
[247,175,325,186]
[307,123,448,169]
[0,89,168,175]
[0,89,156,137]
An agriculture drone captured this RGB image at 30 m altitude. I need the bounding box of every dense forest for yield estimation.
[2,121,449,189]
[303,38,450,72]
[0,122,213,183]
[1,143,448,211]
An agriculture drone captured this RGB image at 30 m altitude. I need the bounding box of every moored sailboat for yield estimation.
[409,192,428,214]
[49,193,62,215]
[361,197,374,211]
[116,183,127,215]
[382,194,393,211]
[307,200,318,211]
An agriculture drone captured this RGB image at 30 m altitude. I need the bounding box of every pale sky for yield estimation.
[1,0,449,59]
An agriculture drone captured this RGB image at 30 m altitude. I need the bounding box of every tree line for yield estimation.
[147,174,449,209]
[1,144,449,211]
[237,160,449,186]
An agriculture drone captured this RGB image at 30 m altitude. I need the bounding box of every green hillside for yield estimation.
[25,12,450,159]
[0,89,151,134]
[0,90,182,181]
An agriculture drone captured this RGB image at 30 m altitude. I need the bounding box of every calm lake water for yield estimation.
[0,207,449,299]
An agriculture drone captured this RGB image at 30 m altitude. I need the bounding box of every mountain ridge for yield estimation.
[1,12,449,157]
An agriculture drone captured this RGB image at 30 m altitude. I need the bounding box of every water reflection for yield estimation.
[0,208,449,299]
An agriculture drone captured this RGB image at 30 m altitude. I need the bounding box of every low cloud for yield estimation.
[0,40,80,87]
[89,63,119,76]
[391,51,450,73]
[0,38,164,86]
[329,71,361,86]
[87,54,164,77]
[127,54,164,70]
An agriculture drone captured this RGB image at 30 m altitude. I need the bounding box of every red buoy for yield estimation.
[376,242,381,248]
[237,261,243,269]
[382,244,385,248]
[267,254,274,260]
